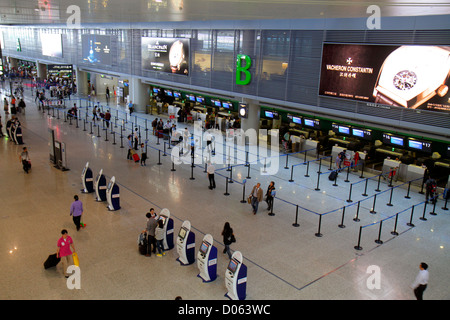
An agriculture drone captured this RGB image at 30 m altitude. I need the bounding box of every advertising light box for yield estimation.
[41,33,63,58]
[141,37,190,76]
[319,43,450,113]
[82,34,111,65]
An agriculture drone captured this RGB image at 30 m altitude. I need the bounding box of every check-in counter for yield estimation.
[382,159,404,181]
[302,139,319,156]
[406,164,426,186]
[168,105,180,121]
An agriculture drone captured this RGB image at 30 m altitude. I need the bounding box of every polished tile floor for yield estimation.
[1,85,449,300]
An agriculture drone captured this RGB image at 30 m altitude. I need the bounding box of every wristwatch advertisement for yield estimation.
[319,43,450,113]
[141,37,189,76]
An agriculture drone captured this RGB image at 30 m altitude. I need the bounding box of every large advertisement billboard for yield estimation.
[319,43,450,113]
[141,37,189,76]
[81,34,112,65]
[41,33,63,58]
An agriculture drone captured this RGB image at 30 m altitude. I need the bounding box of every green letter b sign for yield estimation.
[236,54,252,85]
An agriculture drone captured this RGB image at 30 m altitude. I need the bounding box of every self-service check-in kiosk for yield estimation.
[197,234,217,282]
[225,251,247,300]
[106,176,120,211]
[159,208,174,250]
[176,220,195,265]
[94,169,107,201]
[13,125,24,145]
[81,162,94,193]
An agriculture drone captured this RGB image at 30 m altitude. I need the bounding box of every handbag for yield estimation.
[231,234,236,243]
[247,196,251,204]
[72,252,80,267]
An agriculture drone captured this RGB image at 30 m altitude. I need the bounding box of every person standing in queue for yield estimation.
[207,162,216,190]
[265,181,275,211]
[70,195,84,231]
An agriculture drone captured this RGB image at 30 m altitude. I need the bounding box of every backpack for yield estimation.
[427,179,437,193]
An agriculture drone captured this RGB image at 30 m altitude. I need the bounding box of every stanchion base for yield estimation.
[268,213,275,216]
[304,175,309,178]
[354,245,363,250]
[224,192,229,196]
[362,193,368,197]
[387,203,393,207]
[292,223,300,227]
[314,188,320,191]
[171,168,176,172]
[404,196,411,199]
[391,231,399,236]
[429,212,437,216]
[419,217,427,221]
[353,218,360,222]
[289,179,294,182]
[370,210,376,214]
[315,233,322,237]
[374,239,383,244]
[346,199,353,203]
[240,200,246,203]
[338,224,346,228]
[442,207,448,211]
[190,177,195,180]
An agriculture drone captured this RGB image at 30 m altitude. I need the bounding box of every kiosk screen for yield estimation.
[227,259,238,274]
[159,216,167,224]
[178,227,187,240]
[199,241,210,255]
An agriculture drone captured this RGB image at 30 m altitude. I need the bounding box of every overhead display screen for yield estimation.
[141,37,190,76]
[41,33,63,58]
[319,43,450,113]
[82,34,111,65]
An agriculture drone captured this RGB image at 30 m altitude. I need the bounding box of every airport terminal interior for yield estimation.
[1,1,450,301]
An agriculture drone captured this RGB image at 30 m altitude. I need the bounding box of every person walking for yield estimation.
[265,181,275,211]
[19,147,31,173]
[155,219,165,257]
[70,195,84,231]
[221,222,235,259]
[56,229,76,278]
[412,262,429,300]
[250,183,263,214]
[143,209,158,257]
[207,162,216,189]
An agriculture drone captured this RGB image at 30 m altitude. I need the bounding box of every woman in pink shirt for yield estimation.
[56,229,76,278]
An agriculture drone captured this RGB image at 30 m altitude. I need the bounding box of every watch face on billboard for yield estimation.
[141,37,190,76]
[319,43,450,113]
[82,35,112,65]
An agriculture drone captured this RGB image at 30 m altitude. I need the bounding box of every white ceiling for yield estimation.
[0,0,450,25]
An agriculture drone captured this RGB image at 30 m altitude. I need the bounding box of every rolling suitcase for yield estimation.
[44,253,61,269]
[328,170,338,181]
[138,233,148,255]
[133,153,140,163]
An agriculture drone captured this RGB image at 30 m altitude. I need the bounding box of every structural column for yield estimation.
[130,77,149,113]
